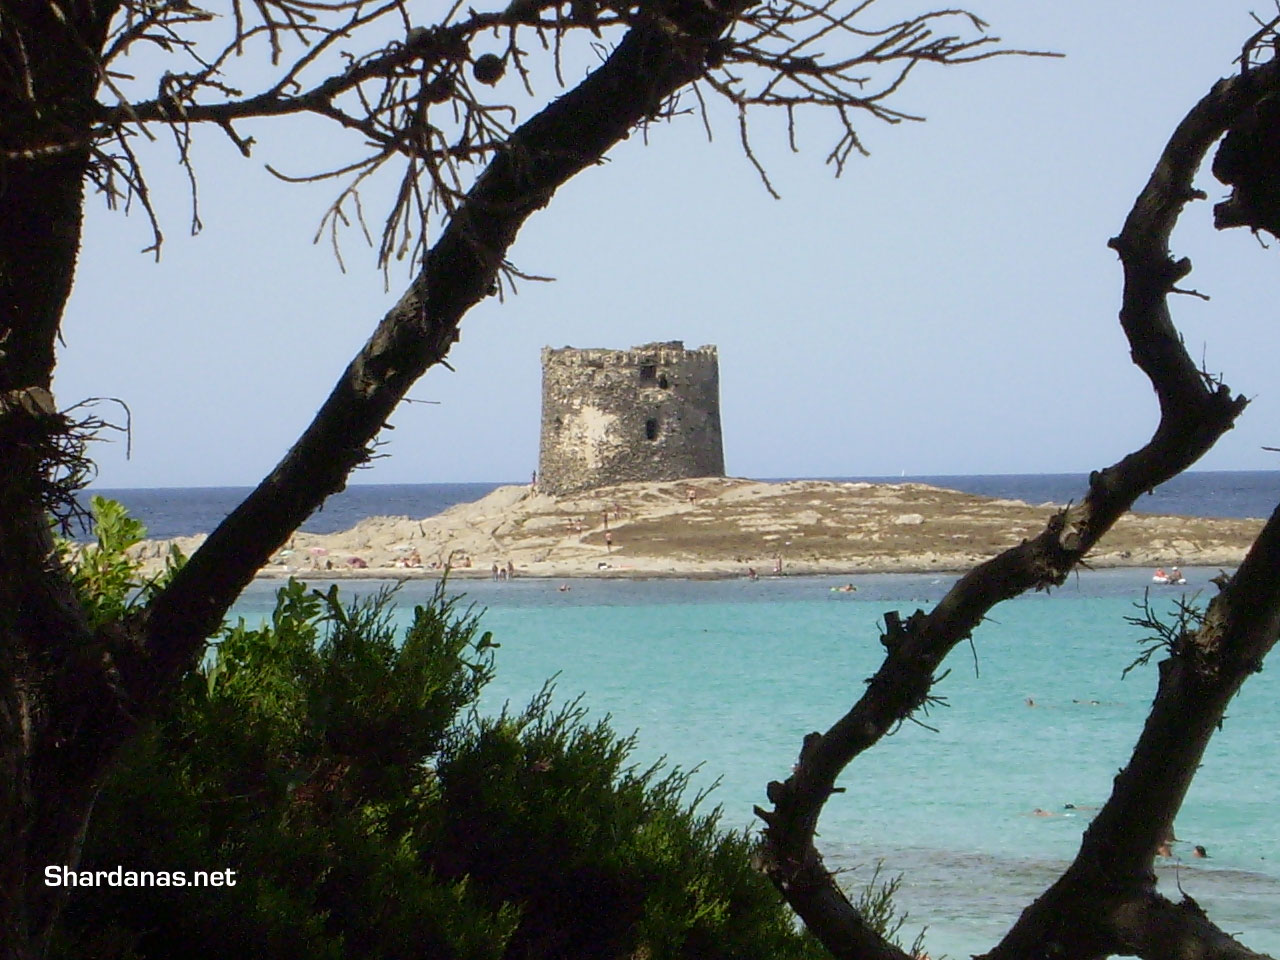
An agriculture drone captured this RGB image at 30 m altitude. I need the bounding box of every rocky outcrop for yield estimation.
[128,478,1265,580]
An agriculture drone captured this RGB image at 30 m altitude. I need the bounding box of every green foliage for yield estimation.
[431,688,825,960]
[53,558,826,960]
[55,579,516,960]
[60,495,184,628]
[852,860,928,959]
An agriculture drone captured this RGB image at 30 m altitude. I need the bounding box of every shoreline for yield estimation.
[244,556,1225,582]
[127,477,1264,582]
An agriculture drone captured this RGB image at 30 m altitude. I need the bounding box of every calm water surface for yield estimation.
[227,568,1280,957]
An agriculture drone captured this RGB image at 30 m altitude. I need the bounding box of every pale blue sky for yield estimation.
[58,2,1280,488]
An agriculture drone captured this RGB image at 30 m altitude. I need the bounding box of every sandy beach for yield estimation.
[126,477,1265,581]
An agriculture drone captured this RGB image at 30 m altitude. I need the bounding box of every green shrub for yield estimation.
[431,689,819,960]
[52,509,827,959]
[54,580,516,960]
[59,494,182,627]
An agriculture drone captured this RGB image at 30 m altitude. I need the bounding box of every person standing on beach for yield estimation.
[605,530,613,552]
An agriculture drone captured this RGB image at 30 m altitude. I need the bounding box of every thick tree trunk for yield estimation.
[2,4,131,956]
[0,159,107,960]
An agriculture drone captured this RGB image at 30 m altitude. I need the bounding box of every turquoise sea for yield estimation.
[228,567,1280,957]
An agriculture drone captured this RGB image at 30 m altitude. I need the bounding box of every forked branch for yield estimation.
[982,503,1280,960]
[136,0,754,703]
[757,39,1280,960]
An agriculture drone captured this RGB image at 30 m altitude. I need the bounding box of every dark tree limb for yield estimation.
[757,47,1280,960]
[3,4,1032,957]
[0,3,127,952]
[1110,891,1274,960]
[984,501,1280,960]
[138,0,749,676]
[1,4,746,956]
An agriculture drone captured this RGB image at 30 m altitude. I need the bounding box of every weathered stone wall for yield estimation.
[538,341,725,495]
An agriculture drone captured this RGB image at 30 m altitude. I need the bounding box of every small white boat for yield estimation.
[1152,569,1186,585]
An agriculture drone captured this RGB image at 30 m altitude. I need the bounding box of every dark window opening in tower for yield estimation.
[645,418,658,441]
[658,374,669,389]
[639,364,657,383]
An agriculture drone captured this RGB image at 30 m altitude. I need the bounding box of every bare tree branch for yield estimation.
[7,1,1043,269]
[705,3,1059,176]
[137,0,754,706]
[757,41,1280,960]
[1111,887,1274,960]
[985,501,1280,960]
[0,2,1051,955]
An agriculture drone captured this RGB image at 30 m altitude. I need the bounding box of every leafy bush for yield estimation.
[59,494,182,627]
[430,689,817,960]
[54,580,516,960]
[52,505,827,959]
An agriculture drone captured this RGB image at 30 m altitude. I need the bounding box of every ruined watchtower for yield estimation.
[537,341,725,496]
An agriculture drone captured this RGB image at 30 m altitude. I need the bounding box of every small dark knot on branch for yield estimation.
[1163,255,1194,286]
[1176,889,1208,919]
[799,730,823,764]
[781,55,820,74]
[881,608,930,652]
[1047,506,1067,530]
[881,610,905,649]
[766,779,788,804]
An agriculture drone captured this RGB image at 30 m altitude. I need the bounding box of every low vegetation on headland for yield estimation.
[125,478,1265,581]
[51,498,855,960]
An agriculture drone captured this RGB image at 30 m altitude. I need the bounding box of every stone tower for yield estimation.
[537,341,725,496]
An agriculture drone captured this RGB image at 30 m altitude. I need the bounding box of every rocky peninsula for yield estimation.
[130,478,1265,580]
